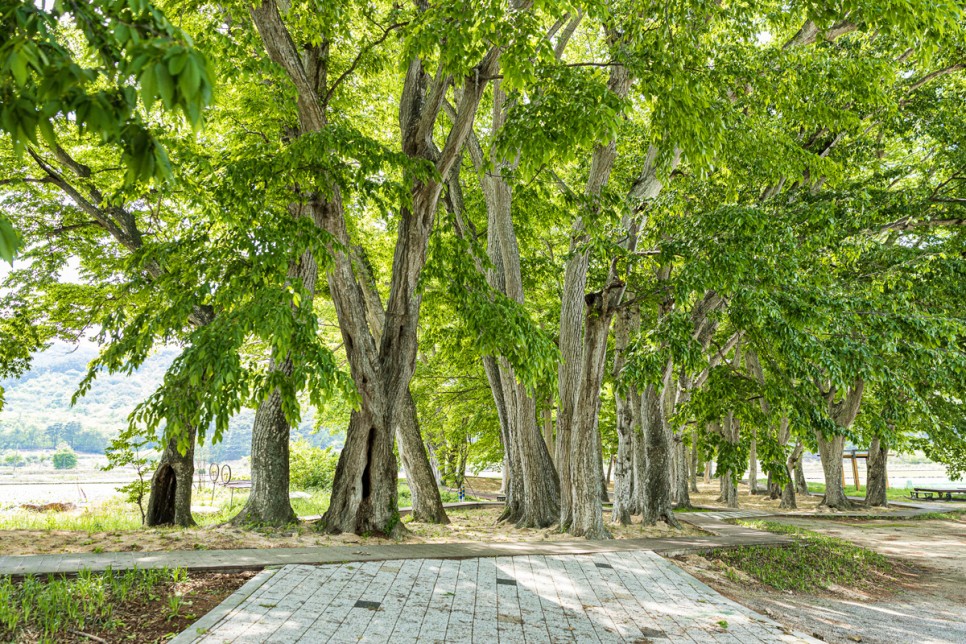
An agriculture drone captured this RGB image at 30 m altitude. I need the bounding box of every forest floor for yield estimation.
[679,512,966,644]
[0,507,706,556]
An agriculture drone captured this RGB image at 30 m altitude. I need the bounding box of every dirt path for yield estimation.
[680,515,966,644]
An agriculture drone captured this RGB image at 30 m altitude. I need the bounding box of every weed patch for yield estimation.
[705,521,903,594]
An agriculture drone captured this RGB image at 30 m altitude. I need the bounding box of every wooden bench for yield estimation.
[910,487,966,501]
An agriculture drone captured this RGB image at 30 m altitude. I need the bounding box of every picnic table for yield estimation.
[910,487,966,501]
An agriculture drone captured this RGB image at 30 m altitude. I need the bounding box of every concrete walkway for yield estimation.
[0,511,792,577]
[171,550,819,643]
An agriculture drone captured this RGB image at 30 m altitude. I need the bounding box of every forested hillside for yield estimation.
[0,342,340,457]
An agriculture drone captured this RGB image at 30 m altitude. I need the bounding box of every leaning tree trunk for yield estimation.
[865,436,889,507]
[396,392,448,523]
[146,428,196,527]
[568,288,621,539]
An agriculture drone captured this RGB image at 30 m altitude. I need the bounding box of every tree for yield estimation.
[52,443,77,470]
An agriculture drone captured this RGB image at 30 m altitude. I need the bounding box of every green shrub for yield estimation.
[51,445,78,470]
[2,452,24,468]
[289,440,338,490]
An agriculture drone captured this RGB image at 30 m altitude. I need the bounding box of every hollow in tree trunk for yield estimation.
[865,437,889,507]
[146,429,196,527]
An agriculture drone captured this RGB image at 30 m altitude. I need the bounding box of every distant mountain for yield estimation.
[0,342,343,457]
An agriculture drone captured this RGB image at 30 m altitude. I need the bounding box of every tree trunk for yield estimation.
[816,433,852,509]
[722,412,739,508]
[795,453,809,495]
[689,433,699,494]
[673,437,691,508]
[641,381,679,527]
[469,85,559,528]
[865,437,889,507]
[232,385,297,526]
[396,392,448,523]
[611,305,639,524]
[146,430,196,527]
[568,288,621,539]
[542,403,554,459]
[748,437,759,495]
[704,460,713,484]
[817,379,864,510]
[780,441,803,509]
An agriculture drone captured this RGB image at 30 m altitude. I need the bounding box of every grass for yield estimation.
[0,481,480,534]
[0,567,182,643]
[905,509,966,521]
[806,482,916,501]
[706,520,897,593]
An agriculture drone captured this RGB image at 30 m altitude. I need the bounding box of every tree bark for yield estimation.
[641,379,679,527]
[865,437,889,507]
[781,440,802,509]
[748,437,759,495]
[673,437,691,508]
[795,448,809,495]
[232,383,297,526]
[146,429,196,527]
[353,245,448,525]
[569,288,622,539]
[722,412,740,508]
[396,392,449,523]
[817,379,864,510]
[611,305,639,524]
[689,433,700,494]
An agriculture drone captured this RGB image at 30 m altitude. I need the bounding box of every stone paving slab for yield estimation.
[171,551,820,643]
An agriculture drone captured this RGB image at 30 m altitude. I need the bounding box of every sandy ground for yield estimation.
[678,513,966,644]
[0,507,704,556]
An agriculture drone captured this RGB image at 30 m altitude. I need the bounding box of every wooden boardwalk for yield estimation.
[171,550,819,643]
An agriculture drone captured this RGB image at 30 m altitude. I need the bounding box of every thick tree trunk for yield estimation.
[817,379,864,510]
[641,380,679,527]
[232,386,297,526]
[396,392,448,523]
[865,437,889,507]
[816,433,852,509]
[568,288,621,539]
[146,430,196,527]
